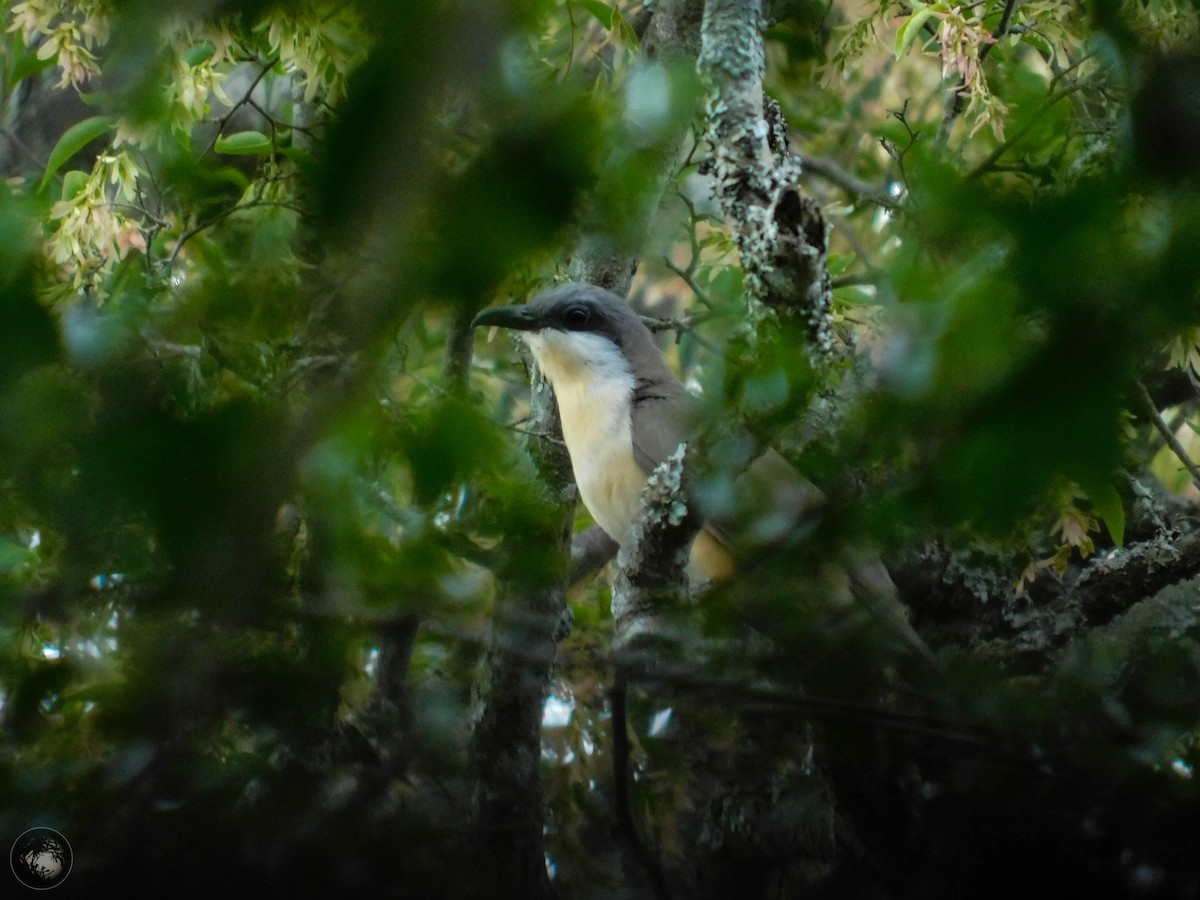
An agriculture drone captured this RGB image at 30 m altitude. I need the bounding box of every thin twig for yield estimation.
[881,100,921,189]
[937,0,1020,143]
[965,82,1084,180]
[801,154,897,209]
[204,56,279,155]
[1136,381,1200,493]
[641,306,721,353]
[409,617,1007,753]
[168,199,302,265]
[978,0,1019,65]
[662,256,715,310]
[831,272,878,289]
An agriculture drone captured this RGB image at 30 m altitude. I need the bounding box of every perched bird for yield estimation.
[473,282,926,655]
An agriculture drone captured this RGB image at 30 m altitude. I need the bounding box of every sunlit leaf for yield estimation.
[894,3,936,60]
[40,115,117,188]
[1086,479,1126,548]
[214,131,274,155]
[60,169,89,201]
[0,539,34,574]
[574,0,614,28]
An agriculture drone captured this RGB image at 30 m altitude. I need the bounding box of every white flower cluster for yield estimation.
[7,3,367,298]
[45,151,145,291]
[934,7,1009,141]
[10,0,108,88]
[260,4,367,105]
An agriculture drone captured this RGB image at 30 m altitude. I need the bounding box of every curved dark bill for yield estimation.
[470,305,544,332]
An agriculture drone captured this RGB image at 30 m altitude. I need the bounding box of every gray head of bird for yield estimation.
[470,283,673,391]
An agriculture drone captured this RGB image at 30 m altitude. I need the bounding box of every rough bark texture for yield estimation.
[895,496,1200,668]
[466,5,710,891]
[611,445,701,650]
[697,0,834,354]
[468,357,575,900]
[568,0,705,297]
[355,615,420,775]
[642,0,706,60]
[570,523,620,585]
[468,568,569,900]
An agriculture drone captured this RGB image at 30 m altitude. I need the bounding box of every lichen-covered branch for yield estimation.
[611,444,702,650]
[697,0,833,354]
[894,524,1200,664]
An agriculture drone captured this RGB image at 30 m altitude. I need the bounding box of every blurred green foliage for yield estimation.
[1,0,1200,896]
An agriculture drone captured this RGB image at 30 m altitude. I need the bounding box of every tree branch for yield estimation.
[698,0,834,355]
[570,524,619,585]
[467,345,575,900]
[203,56,279,156]
[1135,380,1200,493]
[895,523,1200,663]
[442,304,476,397]
[611,443,701,650]
[567,0,705,296]
[801,154,897,209]
[965,82,1084,180]
[937,0,1020,142]
[168,199,303,265]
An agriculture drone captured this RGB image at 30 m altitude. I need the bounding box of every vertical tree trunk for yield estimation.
[698,0,834,354]
[568,0,705,298]
[467,358,574,898]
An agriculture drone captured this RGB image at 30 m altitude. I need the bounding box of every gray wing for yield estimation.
[612,301,927,653]
[629,376,691,474]
[848,555,933,661]
[703,448,825,550]
[627,371,824,552]
[631,391,928,658]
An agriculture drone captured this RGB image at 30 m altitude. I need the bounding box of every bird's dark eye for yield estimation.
[563,305,592,330]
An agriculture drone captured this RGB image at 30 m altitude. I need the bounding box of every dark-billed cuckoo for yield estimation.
[473,283,926,656]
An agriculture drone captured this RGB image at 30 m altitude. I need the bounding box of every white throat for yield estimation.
[523,330,648,545]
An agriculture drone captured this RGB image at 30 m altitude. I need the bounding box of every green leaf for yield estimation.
[41,115,118,188]
[575,0,614,28]
[832,284,877,306]
[183,41,216,68]
[612,10,641,50]
[214,131,274,156]
[8,42,54,87]
[828,252,857,276]
[281,145,316,170]
[0,539,35,575]
[1088,481,1126,548]
[894,5,935,60]
[61,170,89,202]
[1024,31,1054,59]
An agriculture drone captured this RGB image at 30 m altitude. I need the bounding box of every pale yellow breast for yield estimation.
[525,329,732,586]
[526,331,647,544]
